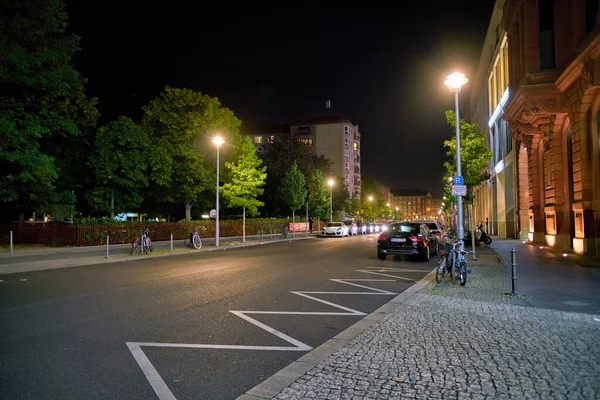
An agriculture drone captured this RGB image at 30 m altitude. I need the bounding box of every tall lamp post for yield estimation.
[213,136,224,247]
[327,179,334,222]
[444,72,469,251]
[368,195,373,222]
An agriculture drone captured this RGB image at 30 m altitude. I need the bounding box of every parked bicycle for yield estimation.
[184,226,203,249]
[436,239,469,286]
[131,228,153,255]
[281,224,289,239]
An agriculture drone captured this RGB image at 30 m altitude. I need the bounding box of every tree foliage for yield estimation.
[222,136,267,216]
[141,86,242,220]
[308,169,329,220]
[0,0,98,215]
[260,134,332,216]
[443,110,492,204]
[88,117,152,213]
[281,160,307,220]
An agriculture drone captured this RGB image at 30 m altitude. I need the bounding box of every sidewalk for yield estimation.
[0,232,313,275]
[240,238,600,400]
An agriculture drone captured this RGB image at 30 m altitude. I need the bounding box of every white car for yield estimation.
[321,222,350,237]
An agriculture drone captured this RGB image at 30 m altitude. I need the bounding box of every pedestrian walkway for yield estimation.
[239,238,600,400]
[0,233,313,275]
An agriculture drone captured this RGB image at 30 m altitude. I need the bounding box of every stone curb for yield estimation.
[236,268,438,400]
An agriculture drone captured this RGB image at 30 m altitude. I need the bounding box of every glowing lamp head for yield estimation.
[444,72,468,93]
[368,196,373,202]
[212,136,224,147]
[327,179,334,187]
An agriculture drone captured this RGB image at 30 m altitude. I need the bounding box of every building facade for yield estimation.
[390,190,442,221]
[291,113,362,200]
[468,0,600,255]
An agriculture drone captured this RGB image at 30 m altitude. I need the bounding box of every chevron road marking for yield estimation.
[127,269,412,400]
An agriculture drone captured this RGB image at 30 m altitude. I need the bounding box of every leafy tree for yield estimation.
[308,169,329,226]
[222,136,267,242]
[260,134,332,216]
[87,117,153,215]
[358,176,384,221]
[280,160,307,226]
[141,86,242,220]
[0,0,99,219]
[443,110,492,204]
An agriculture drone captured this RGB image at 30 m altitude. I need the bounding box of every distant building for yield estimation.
[391,190,441,221]
[291,113,362,201]
[241,123,291,156]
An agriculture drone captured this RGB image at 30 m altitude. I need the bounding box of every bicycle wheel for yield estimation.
[193,234,202,249]
[131,238,141,255]
[459,261,467,286]
[451,256,458,285]
[435,255,447,283]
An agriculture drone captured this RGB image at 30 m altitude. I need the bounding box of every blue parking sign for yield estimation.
[453,176,464,185]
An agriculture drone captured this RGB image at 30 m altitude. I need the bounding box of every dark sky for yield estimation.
[65,2,495,197]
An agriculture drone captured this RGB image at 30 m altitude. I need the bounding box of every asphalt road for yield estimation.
[0,234,434,399]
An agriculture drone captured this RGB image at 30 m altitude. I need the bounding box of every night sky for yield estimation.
[65,2,495,197]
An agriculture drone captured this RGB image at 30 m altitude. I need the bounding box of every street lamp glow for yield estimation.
[444,72,469,93]
[327,179,334,222]
[368,196,373,201]
[445,72,468,251]
[213,136,224,246]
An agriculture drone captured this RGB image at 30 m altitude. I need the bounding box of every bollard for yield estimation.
[10,230,14,252]
[260,229,263,242]
[510,247,519,296]
[141,233,145,254]
[105,235,109,259]
[170,234,173,252]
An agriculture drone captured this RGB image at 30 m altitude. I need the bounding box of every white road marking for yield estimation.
[127,270,406,399]
[357,269,415,281]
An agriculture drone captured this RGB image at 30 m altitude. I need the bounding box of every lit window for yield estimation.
[254,136,263,144]
[353,143,358,151]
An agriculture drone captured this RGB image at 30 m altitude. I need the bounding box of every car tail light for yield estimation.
[378,234,388,241]
[409,235,423,243]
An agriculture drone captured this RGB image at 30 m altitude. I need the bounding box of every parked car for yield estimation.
[356,221,368,234]
[413,220,445,243]
[376,221,439,261]
[343,220,359,235]
[321,222,350,237]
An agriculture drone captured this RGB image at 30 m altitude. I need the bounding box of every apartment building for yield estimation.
[290,113,362,201]
[467,0,600,255]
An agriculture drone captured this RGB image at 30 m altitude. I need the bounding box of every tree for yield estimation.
[308,169,329,227]
[222,137,267,242]
[0,0,99,220]
[280,161,307,227]
[87,117,153,215]
[358,176,384,221]
[260,135,333,216]
[141,86,242,220]
[443,110,492,204]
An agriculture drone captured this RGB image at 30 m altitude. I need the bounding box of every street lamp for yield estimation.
[444,72,469,250]
[213,136,224,247]
[327,179,334,222]
[368,195,373,222]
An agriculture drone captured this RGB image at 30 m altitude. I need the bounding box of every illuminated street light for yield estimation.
[328,179,334,222]
[213,136,224,246]
[444,72,468,251]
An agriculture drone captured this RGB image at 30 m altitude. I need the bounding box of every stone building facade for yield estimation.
[502,0,600,255]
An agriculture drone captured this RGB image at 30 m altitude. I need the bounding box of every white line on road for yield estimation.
[127,270,405,399]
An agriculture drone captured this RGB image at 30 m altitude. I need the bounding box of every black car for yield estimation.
[377,221,439,261]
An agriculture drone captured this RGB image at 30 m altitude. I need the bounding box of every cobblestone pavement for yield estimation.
[272,255,600,400]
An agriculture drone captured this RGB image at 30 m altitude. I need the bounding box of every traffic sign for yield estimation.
[210,209,217,218]
[452,184,467,196]
[453,175,464,185]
